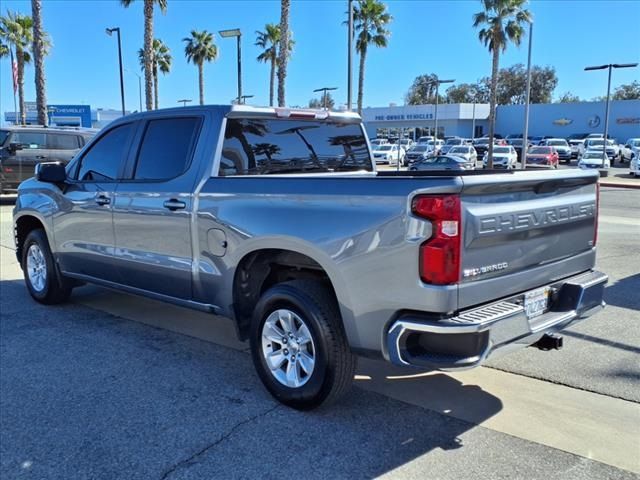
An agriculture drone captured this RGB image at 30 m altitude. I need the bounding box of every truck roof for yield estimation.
[115,104,362,123]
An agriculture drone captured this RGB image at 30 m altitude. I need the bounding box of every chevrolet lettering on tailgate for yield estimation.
[478,202,596,235]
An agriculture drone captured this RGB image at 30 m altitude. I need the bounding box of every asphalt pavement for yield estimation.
[0,188,638,479]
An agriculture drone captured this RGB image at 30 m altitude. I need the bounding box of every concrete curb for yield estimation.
[599,181,640,190]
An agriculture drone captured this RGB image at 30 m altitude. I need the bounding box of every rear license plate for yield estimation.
[524,287,550,319]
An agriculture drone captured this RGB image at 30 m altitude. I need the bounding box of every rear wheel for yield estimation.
[250,280,357,410]
[22,229,73,304]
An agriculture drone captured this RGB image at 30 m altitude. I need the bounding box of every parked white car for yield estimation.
[372,144,405,165]
[568,139,584,159]
[578,150,611,171]
[630,155,640,177]
[440,137,465,155]
[416,136,435,145]
[370,138,389,148]
[579,138,620,160]
[397,138,414,151]
[425,139,444,154]
[621,138,640,163]
[448,145,478,165]
[483,145,518,169]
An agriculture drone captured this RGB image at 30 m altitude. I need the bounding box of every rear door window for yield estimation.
[220,118,372,176]
[10,132,46,149]
[76,123,134,181]
[47,133,80,150]
[132,117,201,181]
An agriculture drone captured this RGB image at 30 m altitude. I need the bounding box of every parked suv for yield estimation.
[0,126,96,194]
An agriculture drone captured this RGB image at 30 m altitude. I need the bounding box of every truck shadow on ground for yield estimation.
[603,273,640,311]
[0,278,505,479]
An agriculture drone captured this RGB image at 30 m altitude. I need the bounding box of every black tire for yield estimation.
[22,229,73,304]
[249,279,357,410]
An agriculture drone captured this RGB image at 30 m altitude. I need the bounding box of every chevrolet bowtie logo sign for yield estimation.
[553,118,573,126]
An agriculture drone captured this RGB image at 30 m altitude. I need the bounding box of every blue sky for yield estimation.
[1,0,639,113]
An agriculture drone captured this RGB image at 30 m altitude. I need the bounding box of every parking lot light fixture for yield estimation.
[584,62,638,161]
[313,87,338,109]
[239,95,254,105]
[219,29,243,104]
[106,27,126,116]
[178,99,192,107]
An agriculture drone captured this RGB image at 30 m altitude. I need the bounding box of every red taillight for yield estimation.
[412,195,461,285]
[594,183,599,246]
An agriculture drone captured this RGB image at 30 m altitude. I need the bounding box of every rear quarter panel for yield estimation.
[195,176,463,354]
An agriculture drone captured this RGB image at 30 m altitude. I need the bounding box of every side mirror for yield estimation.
[35,162,67,184]
[8,142,23,153]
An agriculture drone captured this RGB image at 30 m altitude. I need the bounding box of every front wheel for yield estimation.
[22,229,73,304]
[250,280,357,410]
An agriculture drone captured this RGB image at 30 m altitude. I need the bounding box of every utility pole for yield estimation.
[521,21,533,169]
[347,0,353,111]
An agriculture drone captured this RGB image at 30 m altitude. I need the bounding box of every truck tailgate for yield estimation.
[458,169,599,309]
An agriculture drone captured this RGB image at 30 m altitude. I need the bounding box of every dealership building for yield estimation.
[3,102,130,129]
[361,99,640,142]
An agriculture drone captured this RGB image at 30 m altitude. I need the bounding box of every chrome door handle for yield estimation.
[95,195,111,206]
[163,199,186,211]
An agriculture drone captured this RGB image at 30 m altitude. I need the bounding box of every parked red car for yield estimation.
[525,146,559,168]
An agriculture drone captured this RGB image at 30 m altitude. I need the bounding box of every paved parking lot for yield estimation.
[1,188,639,479]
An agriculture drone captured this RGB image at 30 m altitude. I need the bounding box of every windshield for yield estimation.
[445,138,462,145]
[412,145,428,152]
[476,139,489,145]
[494,147,511,153]
[589,140,613,147]
[378,145,393,151]
[632,140,640,147]
[220,118,373,175]
[547,140,568,146]
[449,147,469,153]
[529,147,551,154]
[0,130,9,146]
[583,152,605,159]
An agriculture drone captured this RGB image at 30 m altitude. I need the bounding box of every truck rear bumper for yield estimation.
[387,270,608,370]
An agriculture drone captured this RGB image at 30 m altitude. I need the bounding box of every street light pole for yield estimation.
[585,62,638,163]
[347,0,353,111]
[521,21,533,170]
[106,27,126,116]
[471,99,476,139]
[125,68,143,112]
[239,95,254,105]
[237,34,242,104]
[219,29,243,104]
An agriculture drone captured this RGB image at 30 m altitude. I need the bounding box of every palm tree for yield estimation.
[183,30,217,105]
[0,39,8,58]
[473,0,531,167]
[31,0,47,125]
[0,11,33,125]
[138,38,172,109]
[255,24,294,107]
[276,0,290,107]
[353,0,392,115]
[121,0,167,111]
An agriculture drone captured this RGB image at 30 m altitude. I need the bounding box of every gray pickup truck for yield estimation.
[13,105,607,409]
